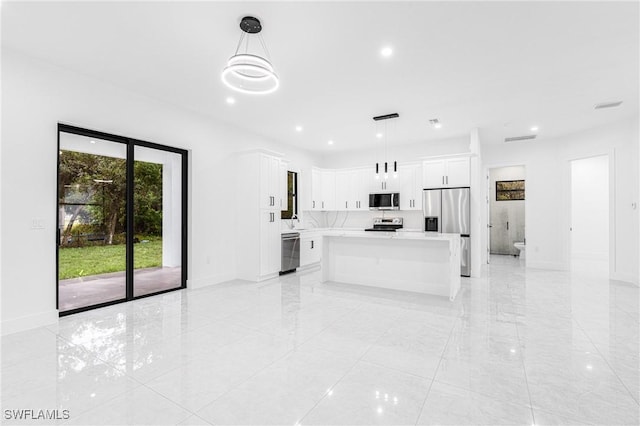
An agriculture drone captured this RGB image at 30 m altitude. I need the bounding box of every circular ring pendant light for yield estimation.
[221,16,279,95]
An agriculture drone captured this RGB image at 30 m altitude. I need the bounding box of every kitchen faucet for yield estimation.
[288,214,299,229]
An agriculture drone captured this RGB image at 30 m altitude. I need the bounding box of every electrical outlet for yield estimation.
[31,219,44,230]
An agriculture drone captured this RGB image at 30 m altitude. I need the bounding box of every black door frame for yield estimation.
[56,123,188,316]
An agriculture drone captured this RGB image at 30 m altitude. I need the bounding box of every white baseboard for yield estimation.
[610,272,639,286]
[1,309,58,336]
[526,260,566,271]
[187,272,236,290]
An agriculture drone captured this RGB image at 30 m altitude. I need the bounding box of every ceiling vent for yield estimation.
[594,101,623,109]
[504,135,537,143]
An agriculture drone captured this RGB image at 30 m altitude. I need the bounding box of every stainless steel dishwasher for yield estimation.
[280,232,300,274]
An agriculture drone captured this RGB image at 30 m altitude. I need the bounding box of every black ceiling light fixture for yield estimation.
[221,16,279,95]
[373,113,400,181]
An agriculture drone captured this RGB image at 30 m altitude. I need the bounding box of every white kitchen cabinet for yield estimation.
[259,210,281,276]
[300,234,322,266]
[334,170,351,211]
[446,157,471,187]
[311,168,336,210]
[320,170,335,210]
[259,153,282,209]
[311,168,322,210]
[236,150,285,281]
[399,163,423,210]
[334,168,372,211]
[423,157,470,189]
[353,168,371,210]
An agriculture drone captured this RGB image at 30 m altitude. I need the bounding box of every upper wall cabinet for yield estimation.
[259,153,284,210]
[335,168,372,211]
[423,156,470,189]
[310,168,335,210]
[399,163,423,210]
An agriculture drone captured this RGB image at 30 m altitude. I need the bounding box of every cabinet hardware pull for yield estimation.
[442,176,445,185]
[346,201,348,209]
[311,240,314,249]
[312,201,315,208]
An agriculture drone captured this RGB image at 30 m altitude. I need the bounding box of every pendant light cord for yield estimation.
[234,32,246,55]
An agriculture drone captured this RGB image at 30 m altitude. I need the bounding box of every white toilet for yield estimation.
[514,242,526,260]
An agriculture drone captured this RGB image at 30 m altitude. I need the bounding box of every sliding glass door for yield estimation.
[58,133,128,311]
[133,146,183,297]
[57,125,187,315]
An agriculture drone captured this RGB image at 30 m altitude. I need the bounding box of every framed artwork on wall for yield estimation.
[496,180,525,201]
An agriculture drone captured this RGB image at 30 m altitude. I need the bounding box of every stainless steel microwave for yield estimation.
[369,192,400,210]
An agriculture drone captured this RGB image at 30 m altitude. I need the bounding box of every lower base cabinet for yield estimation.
[300,234,322,266]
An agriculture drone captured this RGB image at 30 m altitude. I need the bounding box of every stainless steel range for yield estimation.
[364,217,403,232]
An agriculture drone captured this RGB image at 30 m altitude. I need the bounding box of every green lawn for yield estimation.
[58,238,162,280]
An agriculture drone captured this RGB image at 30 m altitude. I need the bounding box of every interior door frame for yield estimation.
[56,123,188,316]
[566,151,614,275]
[483,162,527,264]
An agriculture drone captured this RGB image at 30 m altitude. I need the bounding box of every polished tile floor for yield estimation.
[2,256,638,425]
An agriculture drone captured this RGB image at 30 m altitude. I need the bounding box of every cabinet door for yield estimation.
[270,156,280,206]
[398,165,413,210]
[311,168,322,210]
[335,171,350,211]
[300,237,312,266]
[355,169,372,210]
[309,237,321,264]
[259,210,275,276]
[423,160,446,189]
[412,164,423,210]
[259,155,271,209]
[321,170,335,210]
[446,158,470,187]
[270,219,281,274]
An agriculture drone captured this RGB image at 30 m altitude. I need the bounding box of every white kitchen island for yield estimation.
[321,231,461,300]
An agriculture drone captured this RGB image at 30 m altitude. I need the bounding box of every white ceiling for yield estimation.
[2,1,638,152]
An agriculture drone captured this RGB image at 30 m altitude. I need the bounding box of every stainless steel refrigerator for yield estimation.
[423,188,470,277]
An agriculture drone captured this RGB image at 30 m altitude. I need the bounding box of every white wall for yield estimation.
[481,117,639,284]
[0,50,320,334]
[320,136,470,169]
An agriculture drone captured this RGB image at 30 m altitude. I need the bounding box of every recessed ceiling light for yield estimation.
[295,125,303,132]
[226,97,236,105]
[327,140,334,145]
[429,118,441,129]
[530,126,539,132]
[90,140,96,144]
[376,133,383,139]
[380,46,393,57]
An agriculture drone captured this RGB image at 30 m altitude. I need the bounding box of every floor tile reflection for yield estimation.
[1,255,638,425]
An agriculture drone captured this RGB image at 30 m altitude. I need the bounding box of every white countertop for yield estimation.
[321,230,460,241]
[281,227,459,241]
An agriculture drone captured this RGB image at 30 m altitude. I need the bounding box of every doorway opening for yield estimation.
[57,124,188,315]
[487,166,526,263]
[570,155,609,276]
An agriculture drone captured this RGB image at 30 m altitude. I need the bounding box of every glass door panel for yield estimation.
[58,132,127,312]
[133,146,183,297]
